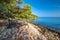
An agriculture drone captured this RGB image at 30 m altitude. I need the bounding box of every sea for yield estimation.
[33,17,60,31]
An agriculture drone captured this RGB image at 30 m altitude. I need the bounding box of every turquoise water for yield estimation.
[33,17,60,30]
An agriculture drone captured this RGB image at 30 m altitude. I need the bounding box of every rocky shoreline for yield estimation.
[29,22,60,40]
[32,22,60,34]
[0,19,60,40]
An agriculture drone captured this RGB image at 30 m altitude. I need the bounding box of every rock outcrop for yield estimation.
[0,20,60,40]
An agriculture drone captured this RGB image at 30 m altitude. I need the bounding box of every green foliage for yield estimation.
[0,0,38,20]
[0,0,23,18]
[23,4,38,20]
[23,4,32,11]
[0,0,17,11]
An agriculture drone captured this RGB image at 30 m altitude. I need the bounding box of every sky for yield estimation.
[24,0,60,17]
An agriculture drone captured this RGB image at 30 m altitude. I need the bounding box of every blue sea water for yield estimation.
[33,17,60,31]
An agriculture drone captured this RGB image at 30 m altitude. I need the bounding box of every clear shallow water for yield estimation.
[33,17,60,30]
